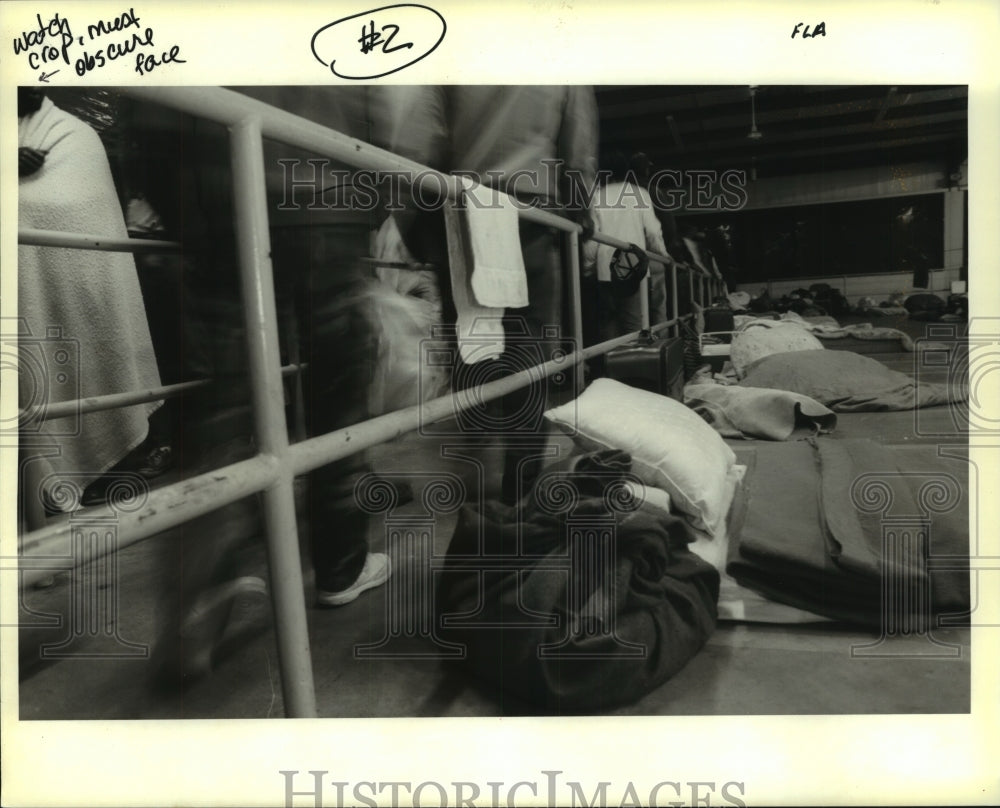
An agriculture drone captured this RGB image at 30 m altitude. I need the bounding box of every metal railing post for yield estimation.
[565,229,585,395]
[640,275,651,329]
[670,262,679,338]
[230,118,317,718]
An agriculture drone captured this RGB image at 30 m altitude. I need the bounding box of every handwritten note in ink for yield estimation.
[10,7,186,81]
[311,4,446,80]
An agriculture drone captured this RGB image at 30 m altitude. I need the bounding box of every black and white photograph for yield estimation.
[2,3,998,807]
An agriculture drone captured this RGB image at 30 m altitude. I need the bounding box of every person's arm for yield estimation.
[19,148,46,177]
[640,189,670,259]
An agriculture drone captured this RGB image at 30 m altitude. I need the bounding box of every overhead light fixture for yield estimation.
[748,85,763,140]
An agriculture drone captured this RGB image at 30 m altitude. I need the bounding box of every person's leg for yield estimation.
[152,275,264,685]
[498,223,562,505]
[301,286,373,593]
[277,225,378,598]
[597,281,620,343]
[616,291,645,335]
[649,260,669,326]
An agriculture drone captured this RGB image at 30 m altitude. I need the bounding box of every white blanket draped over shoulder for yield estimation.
[18,97,161,509]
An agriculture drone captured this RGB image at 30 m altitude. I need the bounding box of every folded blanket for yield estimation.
[19,98,161,507]
[730,322,825,376]
[727,439,969,627]
[808,320,917,348]
[684,383,837,440]
[436,450,720,711]
[648,472,831,624]
[739,349,968,412]
[741,312,950,352]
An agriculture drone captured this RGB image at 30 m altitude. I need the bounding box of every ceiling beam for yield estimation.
[642,131,962,170]
[597,86,967,129]
[595,85,844,117]
[601,110,968,152]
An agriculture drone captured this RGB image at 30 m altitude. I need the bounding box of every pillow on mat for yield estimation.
[544,378,737,535]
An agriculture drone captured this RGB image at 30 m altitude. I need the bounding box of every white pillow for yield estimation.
[544,378,737,535]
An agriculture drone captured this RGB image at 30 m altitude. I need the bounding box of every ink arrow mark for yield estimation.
[38,70,59,82]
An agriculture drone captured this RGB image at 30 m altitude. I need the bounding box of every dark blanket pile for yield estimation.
[436,451,720,712]
[727,439,969,628]
[739,349,968,412]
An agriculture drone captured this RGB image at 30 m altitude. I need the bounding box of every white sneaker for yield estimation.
[316,553,391,607]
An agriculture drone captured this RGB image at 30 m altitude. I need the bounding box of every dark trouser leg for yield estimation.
[273,226,374,594]
[422,218,562,506]
[499,223,562,504]
[598,281,645,341]
[301,286,374,592]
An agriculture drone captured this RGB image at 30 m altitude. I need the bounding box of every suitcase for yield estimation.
[603,332,685,400]
[703,306,735,333]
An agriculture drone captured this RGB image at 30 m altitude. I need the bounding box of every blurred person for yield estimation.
[586,151,672,340]
[371,85,599,505]
[242,86,391,607]
[149,87,395,687]
[17,87,163,518]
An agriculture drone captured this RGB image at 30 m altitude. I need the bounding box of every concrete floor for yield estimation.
[17,315,974,719]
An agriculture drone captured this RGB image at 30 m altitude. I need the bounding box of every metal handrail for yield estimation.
[17,86,725,717]
[23,364,305,423]
[19,319,677,580]
[18,228,184,253]
[121,87,696,275]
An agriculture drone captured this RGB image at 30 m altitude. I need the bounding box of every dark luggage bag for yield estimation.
[703,306,735,333]
[603,331,685,400]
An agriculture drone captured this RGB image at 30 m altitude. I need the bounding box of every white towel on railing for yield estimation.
[18,98,161,509]
[443,178,528,363]
[443,204,504,363]
[460,179,528,308]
